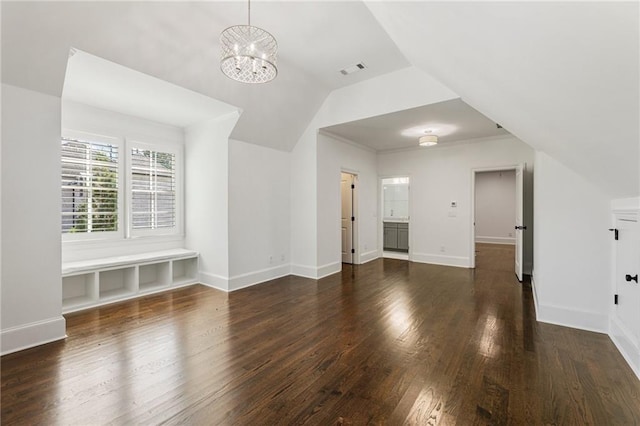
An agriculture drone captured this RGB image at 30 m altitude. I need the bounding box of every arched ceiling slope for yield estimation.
[366,1,639,198]
[1,1,409,152]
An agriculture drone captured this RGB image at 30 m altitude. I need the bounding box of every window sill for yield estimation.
[62,233,186,263]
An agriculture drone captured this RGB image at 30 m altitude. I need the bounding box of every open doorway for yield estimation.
[341,172,357,264]
[471,165,527,281]
[381,177,410,260]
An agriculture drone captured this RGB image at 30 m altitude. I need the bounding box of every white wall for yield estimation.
[291,66,458,278]
[317,133,379,275]
[228,139,291,290]
[184,112,239,291]
[61,100,186,262]
[1,84,66,354]
[533,151,610,332]
[290,125,319,278]
[378,136,534,267]
[475,170,516,245]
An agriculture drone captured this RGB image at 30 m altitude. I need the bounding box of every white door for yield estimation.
[615,216,640,342]
[514,164,525,281]
[341,173,354,263]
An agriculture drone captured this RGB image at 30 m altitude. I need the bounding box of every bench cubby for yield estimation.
[62,249,198,313]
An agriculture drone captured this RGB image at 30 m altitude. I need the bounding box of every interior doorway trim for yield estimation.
[380,175,411,261]
[470,165,520,270]
[341,170,359,264]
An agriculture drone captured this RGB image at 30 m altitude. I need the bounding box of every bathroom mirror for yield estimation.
[382,177,409,221]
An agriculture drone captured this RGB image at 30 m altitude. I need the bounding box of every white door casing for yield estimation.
[514,163,525,281]
[341,173,354,264]
[615,215,640,344]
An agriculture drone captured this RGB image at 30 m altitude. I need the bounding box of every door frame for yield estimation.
[470,165,522,270]
[609,208,640,379]
[341,170,359,264]
[379,175,411,260]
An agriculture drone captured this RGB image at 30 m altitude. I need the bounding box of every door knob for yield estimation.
[626,274,638,283]
[515,225,527,230]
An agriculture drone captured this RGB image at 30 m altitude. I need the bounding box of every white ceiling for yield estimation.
[63,50,239,128]
[322,98,509,151]
[2,1,638,197]
[1,1,409,151]
[365,1,639,197]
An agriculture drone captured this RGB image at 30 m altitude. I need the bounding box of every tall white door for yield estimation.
[615,216,640,342]
[341,173,354,264]
[514,164,525,281]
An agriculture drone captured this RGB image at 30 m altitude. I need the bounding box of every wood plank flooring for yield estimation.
[2,244,640,424]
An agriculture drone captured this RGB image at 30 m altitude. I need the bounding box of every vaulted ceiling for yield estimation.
[365,1,639,197]
[1,1,409,151]
[2,1,638,197]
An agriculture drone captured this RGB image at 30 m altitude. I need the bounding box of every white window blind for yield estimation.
[131,148,176,230]
[61,138,119,233]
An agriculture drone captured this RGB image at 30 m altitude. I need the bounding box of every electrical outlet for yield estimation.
[281,254,285,261]
[269,255,273,264]
[440,246,445,253]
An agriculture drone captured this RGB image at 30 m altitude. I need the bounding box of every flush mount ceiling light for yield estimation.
[419,130,438,147]
[220,0,278,84]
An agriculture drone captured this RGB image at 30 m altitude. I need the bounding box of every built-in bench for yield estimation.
[62,249,199,313]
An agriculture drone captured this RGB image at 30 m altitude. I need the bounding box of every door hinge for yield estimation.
[609,228,619,240]
[614,294,618,305]
[351,184,355,189]
[351,249,355,254]
[351,216,355,222]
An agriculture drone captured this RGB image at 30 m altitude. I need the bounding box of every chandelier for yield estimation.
[220,0,278,84]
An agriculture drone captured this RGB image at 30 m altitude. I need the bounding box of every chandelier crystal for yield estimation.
[220,0,278,84]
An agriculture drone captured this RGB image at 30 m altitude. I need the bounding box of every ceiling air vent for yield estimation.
[340,63,366,75]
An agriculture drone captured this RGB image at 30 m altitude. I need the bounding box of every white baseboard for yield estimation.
[317,262,341,279]
[412,252,470,268]
[359,250,378,264]
[290,262,341,279]
[228,264,291,292]
[535,303,608,334]
[476,236,516,245]
[199,271,229,292]
[1,316,67,356]
[383,251,409,260]
[531,275,608,333]
[609,316,640,380]
[290,263,318,279]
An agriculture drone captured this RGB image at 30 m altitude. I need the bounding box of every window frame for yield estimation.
[61,130,125,243]
[126,139,184,239]
[61,131,184,245]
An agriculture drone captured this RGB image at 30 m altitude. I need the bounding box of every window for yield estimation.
[61,135,181,241]
[130,148,176,231]
[61,137,119,234]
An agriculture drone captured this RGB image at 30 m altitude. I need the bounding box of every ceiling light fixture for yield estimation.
[220,0,278,84]
[419,130,438,147]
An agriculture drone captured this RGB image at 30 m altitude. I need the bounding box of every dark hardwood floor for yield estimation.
[2,244,640,424]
